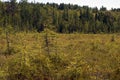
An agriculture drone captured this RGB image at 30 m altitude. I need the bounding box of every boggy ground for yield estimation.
[0,32,120,80]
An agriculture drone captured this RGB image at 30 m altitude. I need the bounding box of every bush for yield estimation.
[111,35,115,42]
[0,27,3,35]
[7,52,89,80]
[0,46,19,56]
[110,68,120,80]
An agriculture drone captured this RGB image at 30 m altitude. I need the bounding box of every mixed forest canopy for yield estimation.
[0,0,120,33]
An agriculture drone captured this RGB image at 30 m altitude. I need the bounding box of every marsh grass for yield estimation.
[0,32,120,80]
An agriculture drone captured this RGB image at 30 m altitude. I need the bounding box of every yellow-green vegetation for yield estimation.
[0,31,120,80]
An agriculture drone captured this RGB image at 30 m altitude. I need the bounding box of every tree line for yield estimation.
[0,0,120,33]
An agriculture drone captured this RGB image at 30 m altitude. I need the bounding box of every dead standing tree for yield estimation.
[5,31,10,56]
[4,26,14,57]
[44,29,50,55]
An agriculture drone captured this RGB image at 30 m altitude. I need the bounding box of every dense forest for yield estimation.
[0,0,120,33]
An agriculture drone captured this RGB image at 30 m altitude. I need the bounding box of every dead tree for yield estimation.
[5,31,10,56]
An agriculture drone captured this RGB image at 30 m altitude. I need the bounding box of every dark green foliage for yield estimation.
[100,6,107,11]
[37,24,44,32]
[0,1,120,33]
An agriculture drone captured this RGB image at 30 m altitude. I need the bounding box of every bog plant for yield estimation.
[111,35,115,42]
[0,32,120,80]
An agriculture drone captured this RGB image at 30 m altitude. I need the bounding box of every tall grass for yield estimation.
[0,32,120,80]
